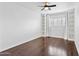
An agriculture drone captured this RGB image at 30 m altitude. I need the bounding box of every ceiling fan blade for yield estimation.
[47,5,56,7]
[39,5,56,7]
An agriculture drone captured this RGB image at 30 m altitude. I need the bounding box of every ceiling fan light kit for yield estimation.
[42,7,51,11]
[40,2,56,11]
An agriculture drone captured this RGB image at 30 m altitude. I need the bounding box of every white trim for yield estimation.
[0,35,41,52]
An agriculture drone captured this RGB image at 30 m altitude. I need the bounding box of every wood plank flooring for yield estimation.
[43,37,67,56]
[0,37,44,56]
[0,37,78,56]
[66,40,78,56]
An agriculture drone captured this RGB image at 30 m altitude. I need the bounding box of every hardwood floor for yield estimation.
[43,37,67,56]
[0,37,78,56]
[0,37,44,56]
[66,40,78,56]
[43,37,78,56]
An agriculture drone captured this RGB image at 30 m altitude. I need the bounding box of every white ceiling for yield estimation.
[15,2,78,12]
[15,2,42,11]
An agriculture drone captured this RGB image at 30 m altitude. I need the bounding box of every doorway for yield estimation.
[41,9,75,56]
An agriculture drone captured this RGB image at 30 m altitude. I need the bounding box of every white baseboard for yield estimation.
[0,35,41,52]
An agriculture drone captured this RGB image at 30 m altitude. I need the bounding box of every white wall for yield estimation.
[74,3,79,54]
[0,2,42,52]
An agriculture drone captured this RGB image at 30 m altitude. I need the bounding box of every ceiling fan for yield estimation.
[40,2,56,10]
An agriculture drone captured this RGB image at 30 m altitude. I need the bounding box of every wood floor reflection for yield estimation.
[0,37,78,56]
[43,37,67,56]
